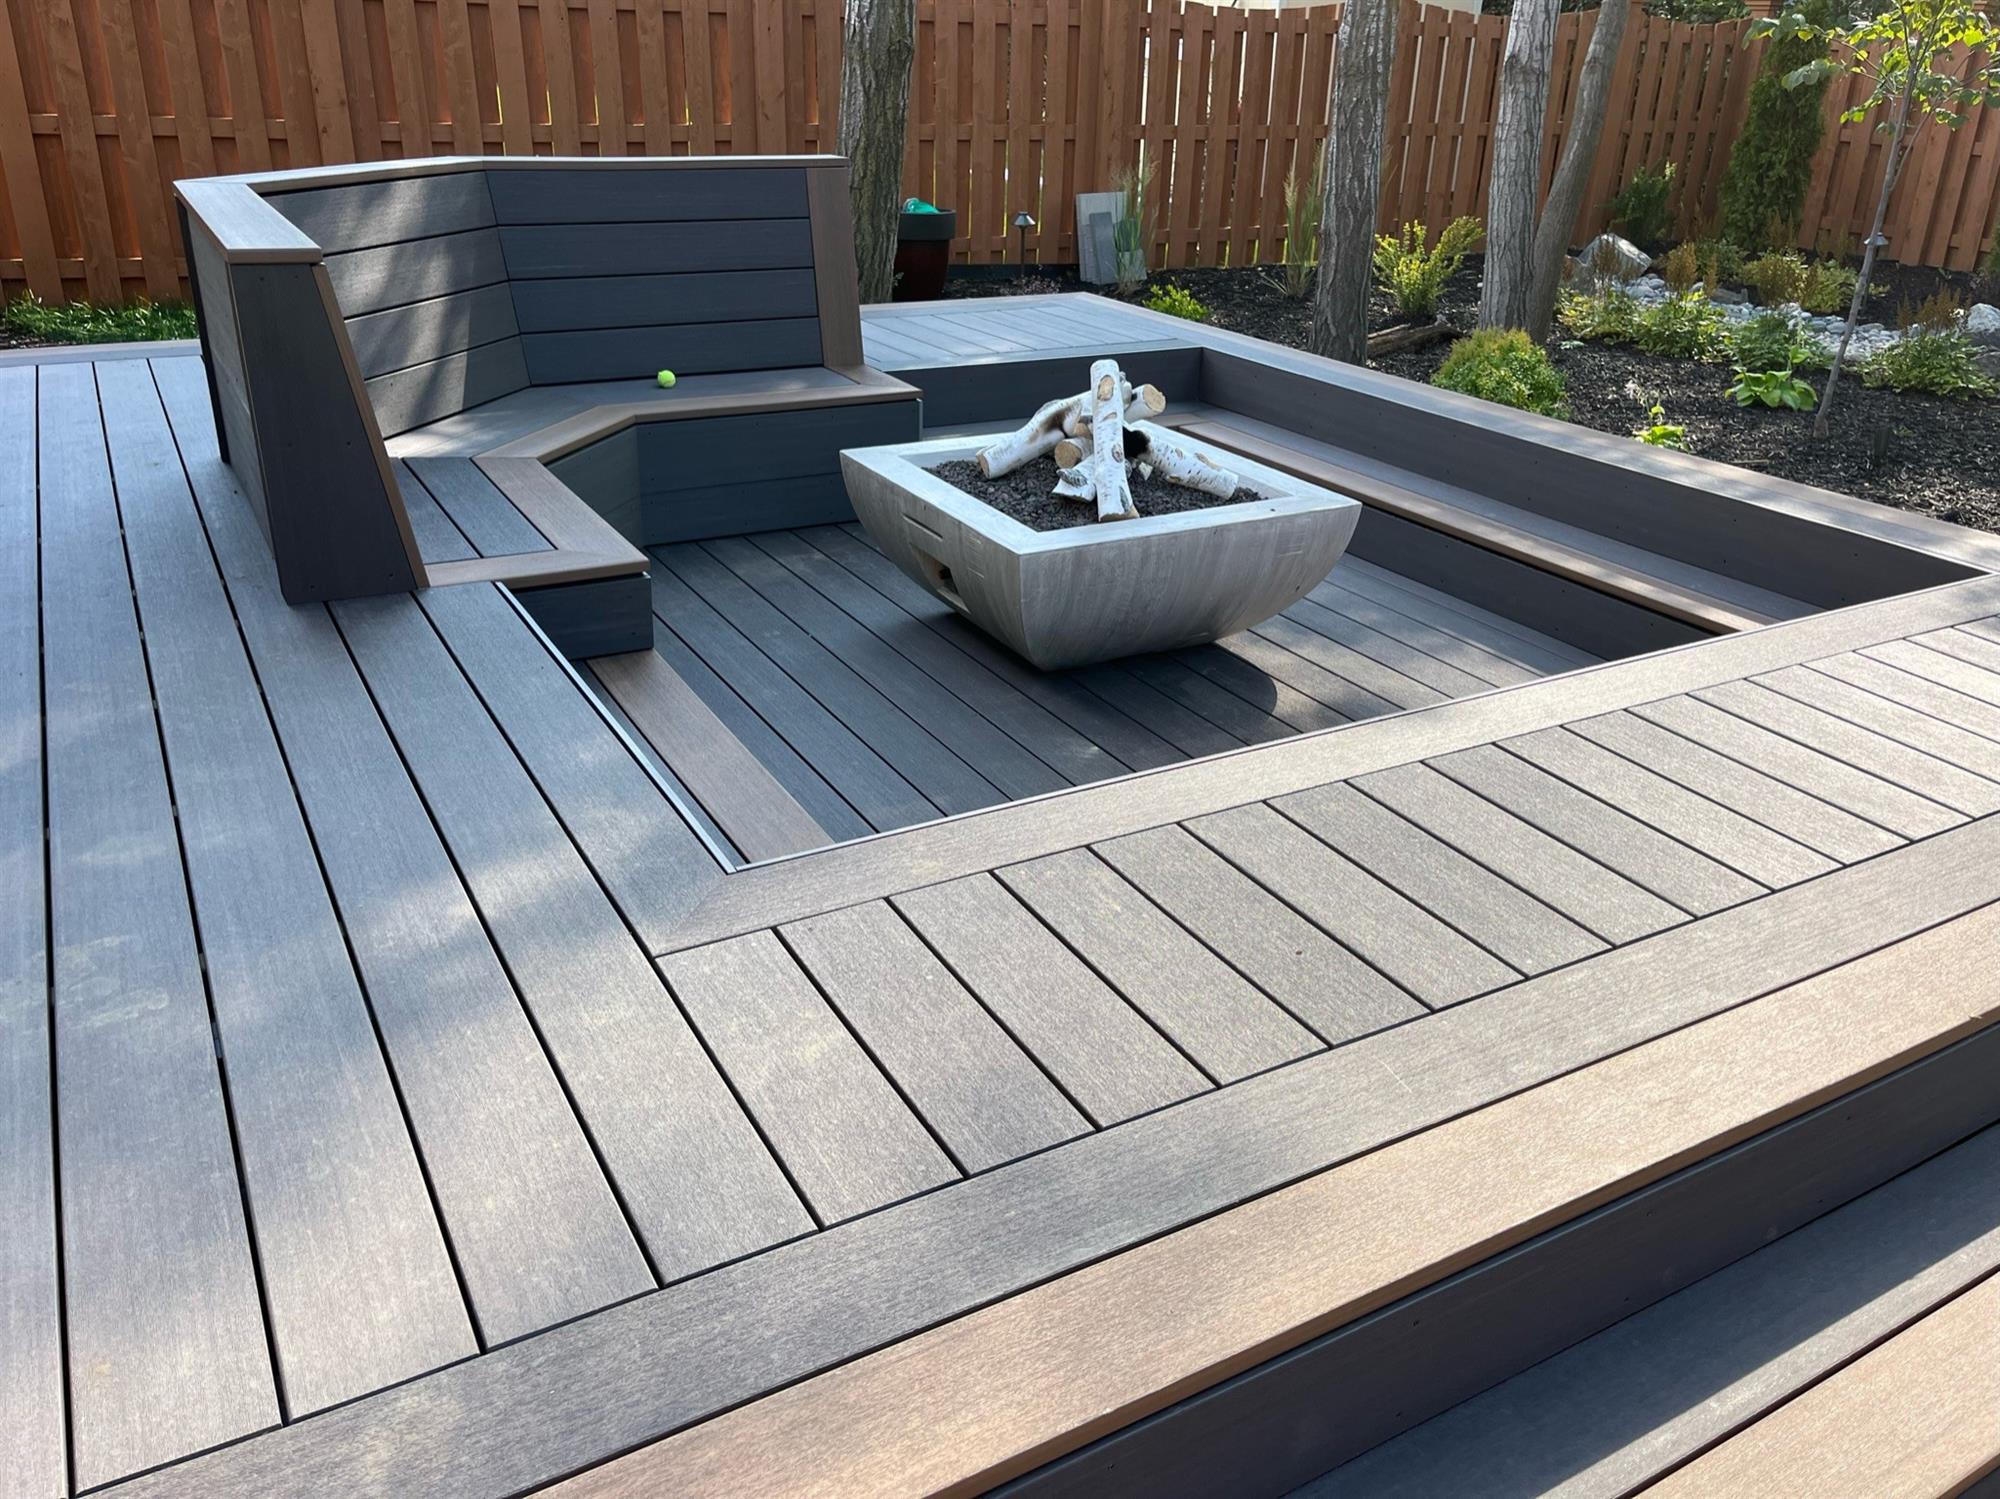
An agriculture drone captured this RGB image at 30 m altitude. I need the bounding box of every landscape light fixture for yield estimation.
[1014,211,1036,275]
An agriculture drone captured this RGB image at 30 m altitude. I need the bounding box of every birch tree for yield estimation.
[1479,0,1562,330]
[838,0,917,304]
[1526,0,1633,339]
[1310,0,1400,363]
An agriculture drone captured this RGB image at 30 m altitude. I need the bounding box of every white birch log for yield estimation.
[1052,433,1092,470]
[1052,465,1096,502]
[1135,430,1241,498]
[976,392,1087,477]
[1061,382,1167,436]
[1088,359,1136,521]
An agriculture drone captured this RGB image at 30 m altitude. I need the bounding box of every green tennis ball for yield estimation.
[656,369,676,388]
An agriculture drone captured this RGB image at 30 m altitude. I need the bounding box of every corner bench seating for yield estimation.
[174,155,921,656]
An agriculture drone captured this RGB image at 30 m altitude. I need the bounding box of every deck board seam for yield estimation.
[1805,655,2000,746]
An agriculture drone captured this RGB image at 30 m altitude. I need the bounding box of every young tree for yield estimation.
[1479,0,1562,330]
[1752,0,2000,435]
[1718,0,1839,251]
[1527,0,1634,338]
[1310,0,1399,363]
[838,0,917,304]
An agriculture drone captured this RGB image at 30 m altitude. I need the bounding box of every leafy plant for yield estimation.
[1557,287,1641,342]
[1861,329,1997,397]
[1732,308,1831,372]
[1657,240,1703,295]
[1607,162,1676,249]
[1728,366,1820,408]
[1693,236,1748,285]
[1634,401,1691,449]
[1372,216,1484,320]
[1984,206,2000,281]
[2,292,198,344]
[1142,281,1212,322]
[1632,292,1734,360]
[1279,158,1324,300]
[1903,287,1967,333]
[1110,159,1154,294]
[1742,250,1810,305]
[1719,0,1839,251]
[1432,329,1570,418]
[1799,258,1865,314]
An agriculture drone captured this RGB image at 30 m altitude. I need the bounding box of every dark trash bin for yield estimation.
[893,207,957,301]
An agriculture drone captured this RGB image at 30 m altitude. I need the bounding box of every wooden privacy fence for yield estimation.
[1,0,1996,306]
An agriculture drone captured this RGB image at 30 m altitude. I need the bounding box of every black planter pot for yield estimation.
[893,208,957,302]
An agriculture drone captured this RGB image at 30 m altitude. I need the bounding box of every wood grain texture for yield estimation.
[509,269,818,333]
[659,931,959,1224]
[343,284,520,380]
[405,457,548,556]
[497,219,814,278]
[521,319,822,384]
[782,903,1090,1170]
[367,342,532,439]
[324,227,511,315]
[40,360,278,1488]
[485,165,807,222]
[267,170,496,251]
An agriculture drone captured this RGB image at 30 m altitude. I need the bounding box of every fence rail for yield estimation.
[0,0,1994,305]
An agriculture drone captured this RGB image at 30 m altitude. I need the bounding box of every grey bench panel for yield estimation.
[784,903,1090,1172]
[1356,762,1686,947]
[40,361,278,1488]
[892,874,1210,1127]
[1187,803,1518,1009]
[999,848,1321,1083]
[267,171,496,253]
[99,360,475,1415]
[498,220,814,278]
[546,426,641,542]
[324,226,510,316]
[155,358,653,1348]
[1276,783,1606,976]
[366,341,531,438]
[335,593,806,1283]
[1095,824,1426,1043]
[1502,726,1836,890]
[405,456,548,556]
[344,283,521,379]
[0,366,60,1499]
[660,931,959,1225]
[522,318,822,383]
[1429,743,1763,917]
[510,268,819,333]
[641,403,921,491]
[485,166,808,223]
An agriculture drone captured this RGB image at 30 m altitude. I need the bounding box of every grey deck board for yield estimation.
[116,814,2000,1499]
[1817,649,2000,746]
[1166,642,1351,733]
[1253,613,1447,712]
[395,459,478,563]
[101,360,474,1414]
[333,594,809,1283]
[40,360,278,1488]
[1501,726,1836,890]
[1929,622,2000,673]
[1699,675,2000,816]
[1123,655,1296,744]
[1334,557,1599,675]
[1275,783,1607,975]
[1187,803,1519,1008]
[0,364,60,1499]
[1309,577,1537,687]
[782,904,1091,1171]
[750,529,1127,784]
[1867,635,2000,708]
[1628,695,1960,842]
[1308,1122,2000,1499]
[1429,743,1763,917]
[1072,664,1246,757]
[659,932,959,1224]
[650,566,937,830]
[582,665,751,864]
[999,849,1323,1083]
[892,875,1212,1126]
[419,583,723,945]
[1285,594,1500,698]
[1205,626,1399,720]
[661,544,1002,815]
[703,537,1069,799]
[405,456,548,557]
[1095,824,1427,1043]
[1355,762,1687,946]
[156,356,653,1348]
[1574,709,1909,862]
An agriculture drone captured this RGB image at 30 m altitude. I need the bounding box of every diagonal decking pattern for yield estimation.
[7,344,2000,1496]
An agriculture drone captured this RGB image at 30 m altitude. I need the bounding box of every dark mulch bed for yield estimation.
[929,455,1259,532]
[945,258,2000,533]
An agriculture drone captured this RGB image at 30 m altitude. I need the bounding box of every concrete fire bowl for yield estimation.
[841,424,1362,670]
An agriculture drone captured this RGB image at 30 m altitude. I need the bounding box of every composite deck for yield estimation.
[7,325,2000,1497]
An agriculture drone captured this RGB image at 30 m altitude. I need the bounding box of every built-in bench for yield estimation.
[175,156,922,656]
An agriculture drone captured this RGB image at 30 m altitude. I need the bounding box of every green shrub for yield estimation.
[1732,309,1830,373]
[1634,401,1691,449]
[1742,250,1809,306]
[1862,330,1997,399]
[1728,367,1819,409]
[1432,330,1569,418]
[1608,162,1676,250]
[1142,281,1212,322]
[1718,0,1836,252]
[1984,208,2000,280]
[1372,216,1484,320]
[1799,259,1861,315]
[1693,236,1748,285]
[1631,292,1733,360]
[1558,287,1641,342]
[2,292,198,344]
[1279,159,1324,300]
[1657,241,1703,296]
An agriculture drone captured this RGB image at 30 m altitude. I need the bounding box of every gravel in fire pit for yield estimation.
[928,456,1263,532]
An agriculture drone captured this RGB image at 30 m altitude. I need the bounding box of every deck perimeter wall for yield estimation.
[4,0,1996,307]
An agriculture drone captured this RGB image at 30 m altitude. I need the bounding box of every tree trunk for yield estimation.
[838,0,917,305]
[1526,0,1632,340]
[1479,0,1561,330]
[1309,0,1399,364]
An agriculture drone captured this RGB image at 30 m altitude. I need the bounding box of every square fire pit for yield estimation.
[841,424,1362,670]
